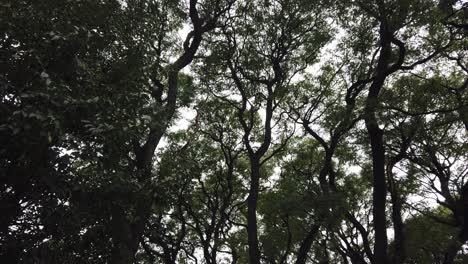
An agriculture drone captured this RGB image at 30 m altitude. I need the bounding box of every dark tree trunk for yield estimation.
[445,183,468,263]
[443,242,461,264]
[365,103,388,264]
[387,153,410,264]
[295,224,320,264]
[110,207,138,264]
[247,159,261,264]
[364,73,388,263]
[363,16,396,264]
[389,189,405,264]
[460,183,468,243]
[106,1,220,261]
[110,193,151,264]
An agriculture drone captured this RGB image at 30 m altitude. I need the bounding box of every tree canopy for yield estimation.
[1,0,467,263]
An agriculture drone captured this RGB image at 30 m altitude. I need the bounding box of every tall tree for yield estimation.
[199,1,330,262]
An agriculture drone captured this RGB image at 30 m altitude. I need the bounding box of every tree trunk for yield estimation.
[389,189,405,264]
[111,195,151,264]
[365,70,390,264]
[295,224,320,264]
[110,207,138,264]
[247,159,261,264]
[443,241,461,264]
[365,105,388,264]
[387,156,407,264]
[363,18,395,264]
[444,183,468,263]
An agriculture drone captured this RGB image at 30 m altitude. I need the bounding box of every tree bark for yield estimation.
[365,87,389,264]
[364,19,394,264]
[110,205,140,264]
[295,224,320,264]
[107,1,230,261]
[389,186,405,264]
[247,158,262,264]
[445,182,468,263]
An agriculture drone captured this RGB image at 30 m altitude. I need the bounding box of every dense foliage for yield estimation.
[1,0,467,263]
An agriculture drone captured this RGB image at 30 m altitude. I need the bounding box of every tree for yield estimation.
[198,1,331,262]
[1,0,467,263]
